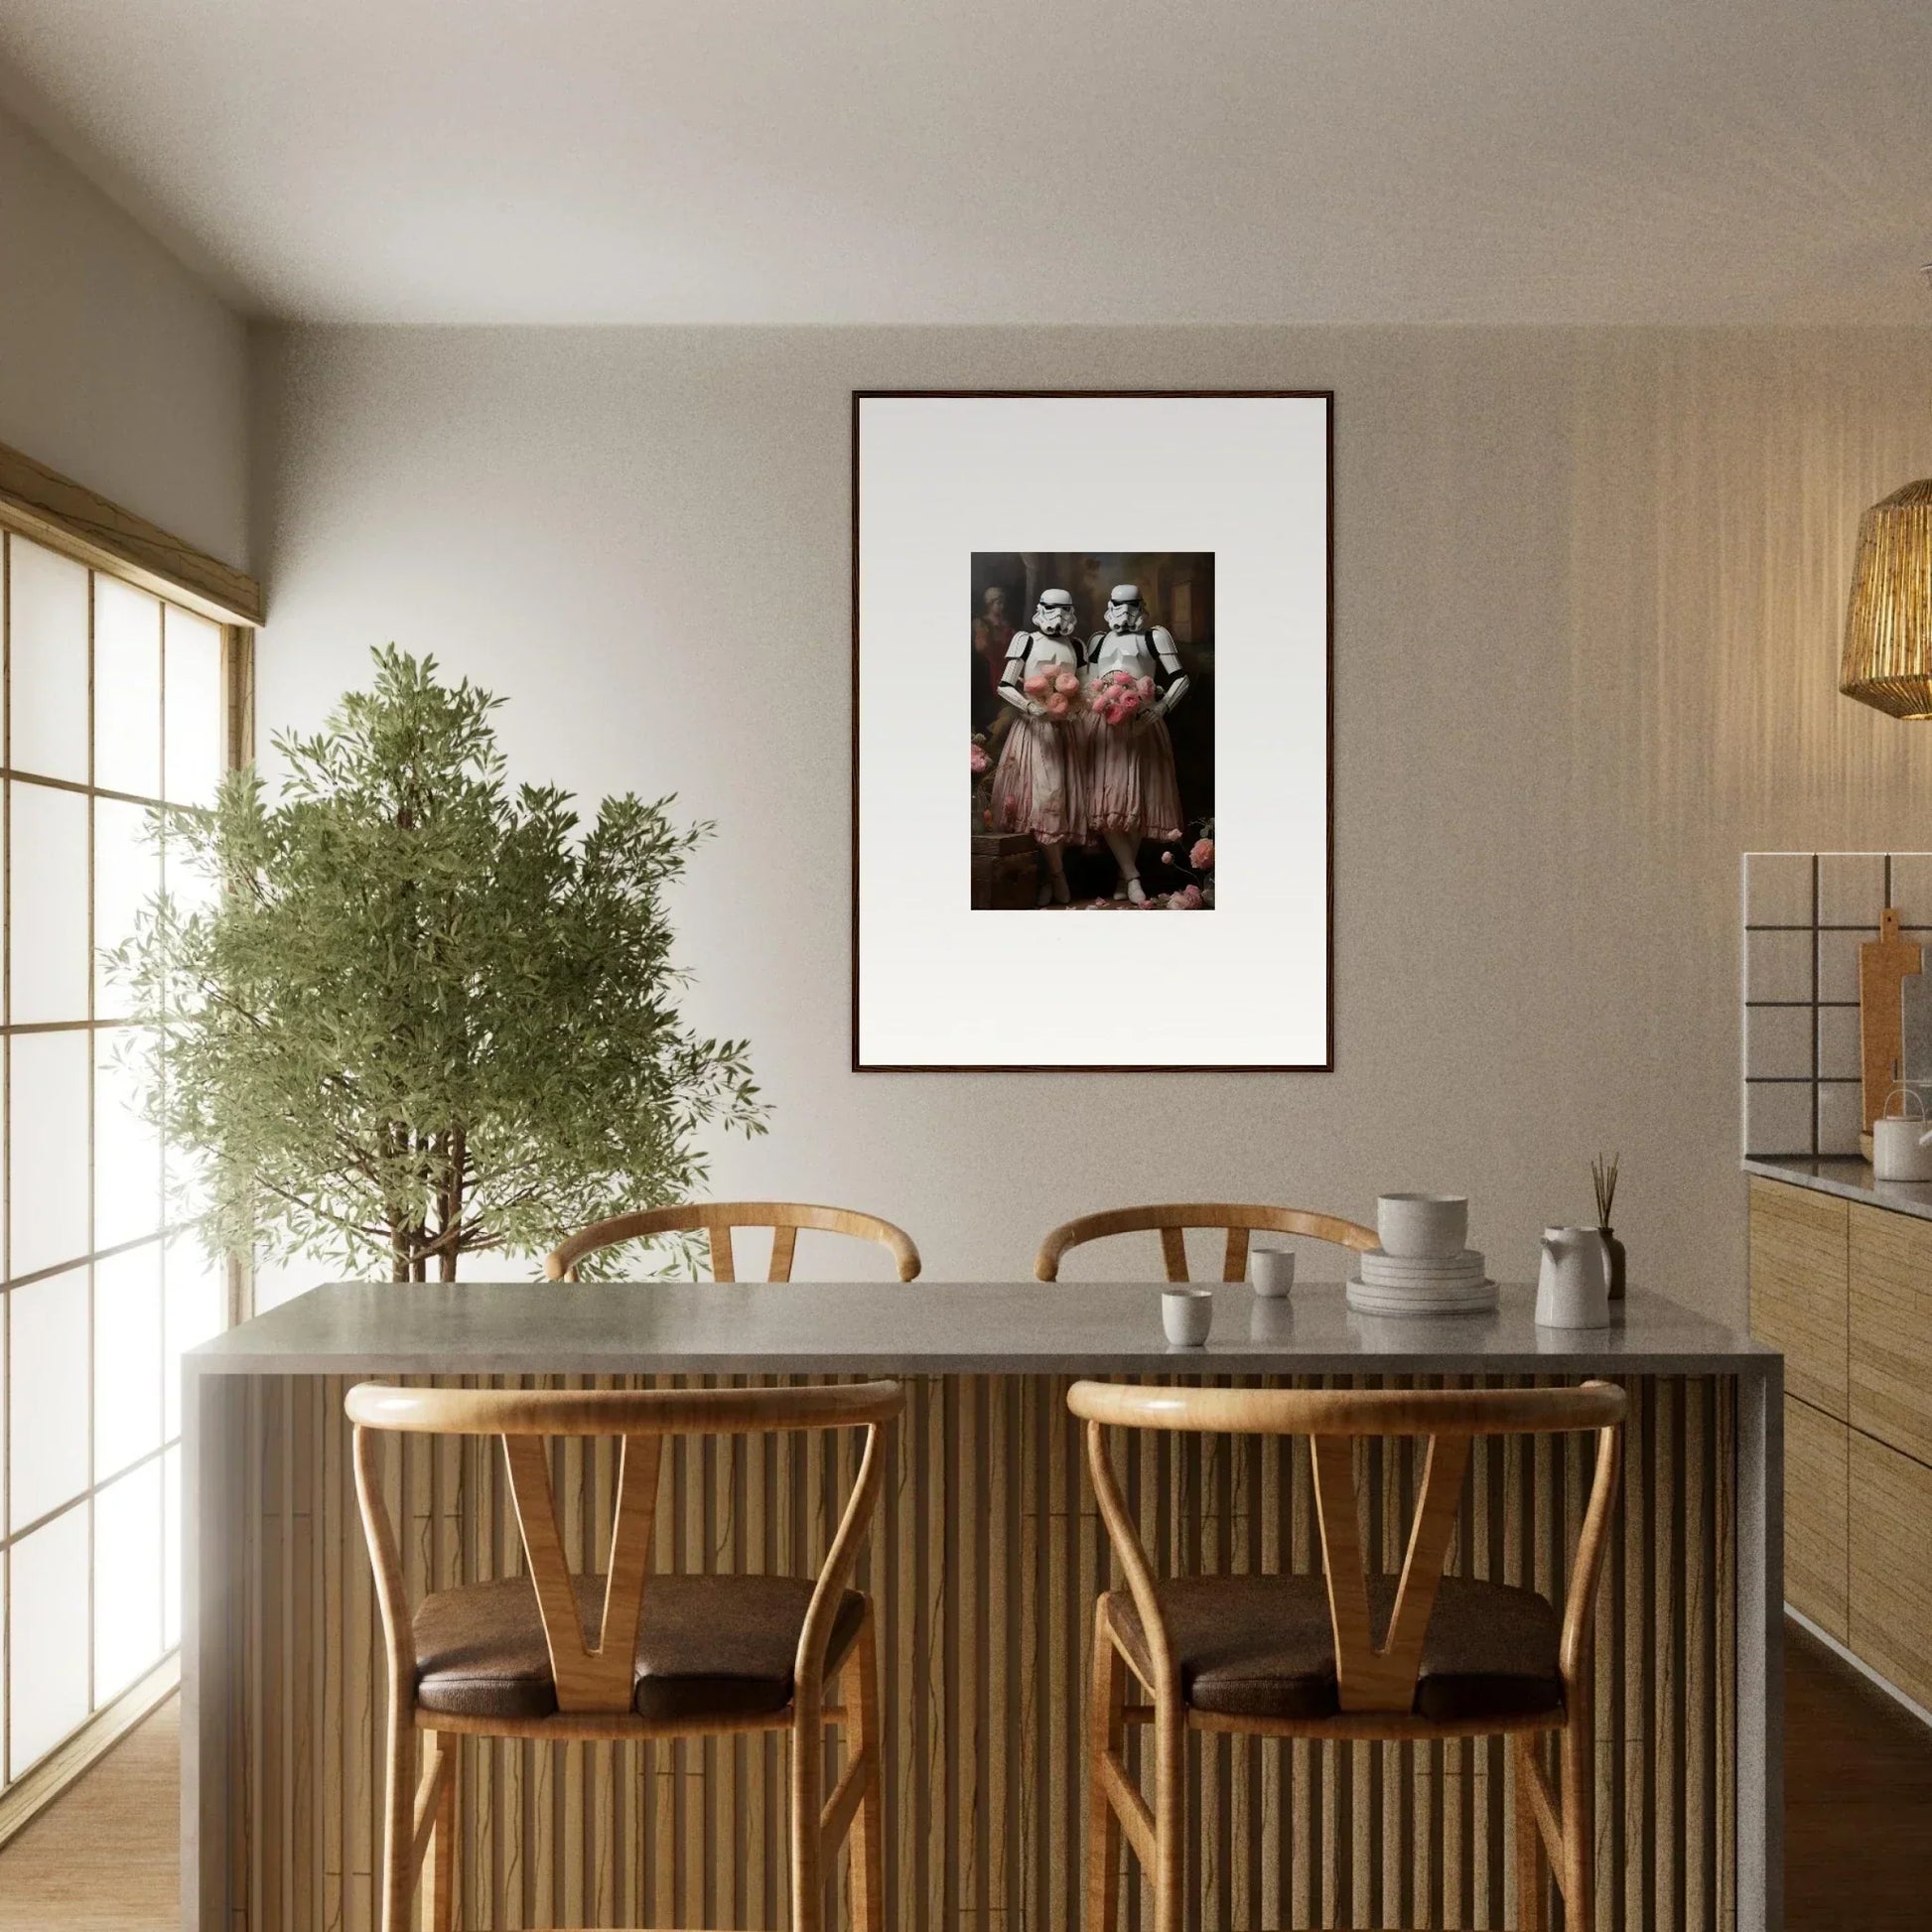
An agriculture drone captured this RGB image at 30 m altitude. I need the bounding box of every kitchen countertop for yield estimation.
[1743,1153,1932,1224]
[190,1279,1774,1379]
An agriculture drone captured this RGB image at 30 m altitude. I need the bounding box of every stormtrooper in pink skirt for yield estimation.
[991,588,1089,905]
[1082,584,1189,902]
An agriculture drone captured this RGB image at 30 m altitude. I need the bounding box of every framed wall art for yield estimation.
[852,390,1332,1070]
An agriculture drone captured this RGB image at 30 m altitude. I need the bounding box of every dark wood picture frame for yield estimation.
[851,388,1334,1073]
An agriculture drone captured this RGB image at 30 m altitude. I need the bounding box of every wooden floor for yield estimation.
[0,1698,179,1930]
[0,1624,1925,1929]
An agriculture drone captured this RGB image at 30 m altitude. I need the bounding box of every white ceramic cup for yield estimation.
[1250,1248,1297,1298]
[1162,1286,1214,1346]
[1376,1192,1468,1259]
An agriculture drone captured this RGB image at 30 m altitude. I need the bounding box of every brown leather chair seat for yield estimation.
[1106,1574,1563,1724]
[413,1573,867,1724]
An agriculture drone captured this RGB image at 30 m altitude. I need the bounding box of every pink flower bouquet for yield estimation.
[1089,669,1158,728]
[969,740,990,774]
[1021,666,1082,720]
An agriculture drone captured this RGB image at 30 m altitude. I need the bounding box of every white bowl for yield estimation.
[1376,1192,1468,1259]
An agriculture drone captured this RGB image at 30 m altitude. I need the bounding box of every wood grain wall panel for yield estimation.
[1748,1179,1849,1420]
[1848,1202,1932,1466]
[213,1372,1734,1931]
[1781,1397,1849,1642]
[1848,1430,1932,1715]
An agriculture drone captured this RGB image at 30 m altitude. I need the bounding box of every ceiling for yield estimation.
[1,0,1928,326]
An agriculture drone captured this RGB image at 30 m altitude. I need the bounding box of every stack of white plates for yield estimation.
[1345,1247,1497,1315]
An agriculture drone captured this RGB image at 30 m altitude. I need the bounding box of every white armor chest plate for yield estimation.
[1088,631,1159,679]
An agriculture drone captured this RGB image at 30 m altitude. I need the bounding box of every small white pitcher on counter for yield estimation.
[1871,1087,1932,1181]
[1536,1225,1612,1328]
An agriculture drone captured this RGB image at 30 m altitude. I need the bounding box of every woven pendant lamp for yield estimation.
[1841,479,1932,718]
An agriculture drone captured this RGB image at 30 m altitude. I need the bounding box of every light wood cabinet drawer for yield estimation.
[1784,1396,1849,1641]
[1850,1202,1932,1465]
[1748,1178,1848,1419]
[1849,1431,1932,1713]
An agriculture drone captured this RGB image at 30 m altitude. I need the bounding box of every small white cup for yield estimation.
[1377,1192,1468,1259]
[1162,1287,1214,1346]
[1250,1248,1297,1298]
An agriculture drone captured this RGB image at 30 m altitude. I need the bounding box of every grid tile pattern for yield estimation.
[0,527,237,1796]
[1741,852,1932,1157]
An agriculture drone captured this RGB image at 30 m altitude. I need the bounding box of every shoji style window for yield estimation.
[0,463,257,1832]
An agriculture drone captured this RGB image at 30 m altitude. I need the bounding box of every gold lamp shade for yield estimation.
[1842,479,1932,718]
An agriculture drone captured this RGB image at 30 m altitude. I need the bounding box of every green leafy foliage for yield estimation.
[107,646,766,1281]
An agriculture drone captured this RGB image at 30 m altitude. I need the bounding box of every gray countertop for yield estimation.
[189,1280,1774,1378]
[1743,1153,1932,1224]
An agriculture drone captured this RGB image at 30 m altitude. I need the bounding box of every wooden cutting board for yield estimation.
[1862,907,1923,1138]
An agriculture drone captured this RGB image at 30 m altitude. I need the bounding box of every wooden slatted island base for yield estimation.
[181,1282,1782,1932]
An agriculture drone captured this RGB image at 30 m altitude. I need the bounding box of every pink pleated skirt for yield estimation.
[989,716,1087,845]
[1082,714,1183,841]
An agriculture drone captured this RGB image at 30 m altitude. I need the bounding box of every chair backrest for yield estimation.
[346,1380,904,1717]
[1035,1201,1377,1284]
[1066,1380,1626,1715]
[544,1200,921,1284]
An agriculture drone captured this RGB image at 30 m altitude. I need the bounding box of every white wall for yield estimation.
[250,324,1932,1311]
[0,99,248,566]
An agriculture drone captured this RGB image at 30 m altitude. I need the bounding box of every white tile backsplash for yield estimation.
[1745,1080,1815,1158]
[1744,852,1814,927]
[1816,1081,1864,1156]
[1740,854,1932,1159]
[1890,853,1932,929]
[1817,927,1874,1005]
[1819,853,1888,927]
[1817,1004,1863,1082]
[1745,927,1813,1003]
[1745,1005,1813,1080]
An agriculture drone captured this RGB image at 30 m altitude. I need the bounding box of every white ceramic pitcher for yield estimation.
[1536,1225,1612,1329]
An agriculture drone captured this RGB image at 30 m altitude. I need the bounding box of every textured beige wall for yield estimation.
[0,99,248,566]
[249,325,1932,1311]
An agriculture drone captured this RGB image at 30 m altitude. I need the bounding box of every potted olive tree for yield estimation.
[109,646,765,1282]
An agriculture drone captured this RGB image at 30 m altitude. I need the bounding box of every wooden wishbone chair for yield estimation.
[1068,1379,1626,1932]
[346,1378,904,1932]
[1035,1201,1376,1284]
[545,1200,921,1283]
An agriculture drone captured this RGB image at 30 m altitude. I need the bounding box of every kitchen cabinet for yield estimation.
[1850,1430,1932,1712]
[1748,1176,1848,1417]
[1748,1169,1932,1717]
[1851,1201,1932,1466]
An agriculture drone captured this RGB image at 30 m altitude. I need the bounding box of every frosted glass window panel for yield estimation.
[9,779,90,1025]
[9,1031,90,1277]
[161,825,221,927]
[93,576,163,799]
[94,796,161,1014]
[163,1125,210,1239]
[6,536,88,782]
[94,1030,162,1249]
[163,1236,224,1440]
[163,1442,182,1649]
[162,608,223,809]
[93,1243,162,1479]
[8,1264,89,1528]
[8,1506,90,1776]
[94,1458,164,1700]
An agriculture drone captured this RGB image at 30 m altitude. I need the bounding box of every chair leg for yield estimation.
[425,1733,458,1932]
[378,1698,416,1932]
[1512,1733,1545,1932]
[848,1606,887,1932]
[1152,1690,1186,1932]
[1085,1606,1127,1932]
[1559,1690,1594,1932]
[791,1692,827,1932]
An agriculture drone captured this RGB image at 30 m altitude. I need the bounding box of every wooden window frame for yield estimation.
[0,436,260,1844]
